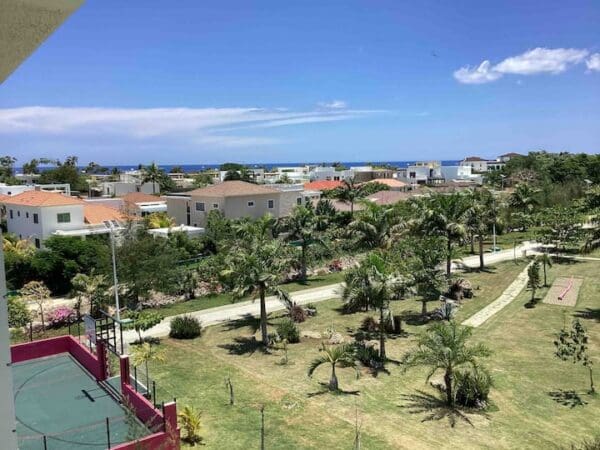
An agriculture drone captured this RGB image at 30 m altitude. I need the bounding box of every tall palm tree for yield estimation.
[131,342,165,395]
[419,192,469,276]
[401,321,491,405]
[349,201,405,250]
[334,178,361,215]
[222,223,290,345]
[464,189,497,270]
[307,344,357,391]
[141,161,163,194]
[278,205,325,280]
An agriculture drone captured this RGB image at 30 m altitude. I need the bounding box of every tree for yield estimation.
[527,260,541,303]
[141,161,163,194]
[193,173,214,188]
[21,281,51,329]
[535,253,552,287]
[508,183,539,229]
[7,296,31,328]
[334,178,361,215]
[222,221,291,345]
[554,319,595,394]
[463,189,497,269]
[0,156,17,182]
[538,207,582,253]
[145,212,175,229]
[129,311,163,343]
[401,321,492,405]
[170,165,185,174]
[418,192,469,276]
[3,236,35,259]
[349,201,405,250]
[130,342,165,395]
[71,272,107,317]
[307,344,358,391]
[178,405,203,445]
[277,205,325,280]
[22,159,39,174]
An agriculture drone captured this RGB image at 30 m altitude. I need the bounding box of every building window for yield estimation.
[212,203,219,209]
[17,211,20,217]
[267,199,274,209]
[9,209,13,219]
[247,201,255,207]
[57,212,71,223]
[33,213,38,224]
[195,202,205,212]
[34,238,40,249]
[296,197,302,205]
[26,212,29,218]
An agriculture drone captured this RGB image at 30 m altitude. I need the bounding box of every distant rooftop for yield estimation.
[188,180,279,197]
[304,180,343,191]
[2,190,83,207]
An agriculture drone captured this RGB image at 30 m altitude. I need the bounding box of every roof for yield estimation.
[500,152,522,157]
[188,181,279,197]
[463,156,485,162]
[83,204,127,225]
[365,178,408,188]
[366,190,412,205]
[121,192,164,204]
[303,180,344,191]
[0,193,11,202]
[2,190,84,207]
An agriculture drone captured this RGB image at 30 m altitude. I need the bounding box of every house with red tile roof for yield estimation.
[303,180,343,191]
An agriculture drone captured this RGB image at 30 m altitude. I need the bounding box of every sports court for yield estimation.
[13,353,149,450]
[542,276,583,307]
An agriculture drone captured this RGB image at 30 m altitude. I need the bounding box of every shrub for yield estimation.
[305,303,318,316]
[7,296,31,328]
[276,318,300,343]
[46,306,76,328]
[289,304,307,323]
[169,315,202,339]
[454,366,493,408]
[352,341,384,370]
[361,316,378,332]
[178,405,203,445]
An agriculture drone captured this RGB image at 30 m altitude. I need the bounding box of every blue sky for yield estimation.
[1,0,599,165]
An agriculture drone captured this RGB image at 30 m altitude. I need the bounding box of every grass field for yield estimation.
[144,259,600,449]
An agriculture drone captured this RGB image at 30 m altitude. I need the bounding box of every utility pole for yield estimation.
[109,226,121,321]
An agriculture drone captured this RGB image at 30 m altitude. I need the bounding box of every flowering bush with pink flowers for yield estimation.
[46,306,76,328]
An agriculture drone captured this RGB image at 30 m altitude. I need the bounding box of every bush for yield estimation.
[289,304,307,323]
[46,306,76,328]
[361,316,378,332]
[454,366,493,408]
[276,318,300,343]
[7,296,31,328]
[352,341,384,370]
[169,315,202,339]
[305,303,318,316]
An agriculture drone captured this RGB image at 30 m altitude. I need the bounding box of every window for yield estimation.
[267,199,274,209]
[195,202,205,212]
[17,211,20,217]
[247,201,255,207]
[26,212,29,218]
[33,213,38,224]
[57,212,71,223]
[34,238,40,249]
[9,209,13,219]
[212,203,219,209]
[296,197,302,205]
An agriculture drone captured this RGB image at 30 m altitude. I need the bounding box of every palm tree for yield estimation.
[401,321,491,406]
[508,183,539,230]
[307,344,357,391]
[2,236,35,258]
[71,272,107,317]
[464,189,497,270]
[141,161,163,194]
[581,214,600,254]
[178,405,203,444]
[130,342,165,395]
[278,205,325,280]
[349,201,405,249]
[222,222,291,345]
[145,212,175,229]
[334,178,361,215]
[419,192,469,276]
[536,253,552,286]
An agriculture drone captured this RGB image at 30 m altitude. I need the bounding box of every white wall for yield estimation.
[5,205,44,241]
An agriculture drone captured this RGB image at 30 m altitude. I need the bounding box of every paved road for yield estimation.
[122,240,540,345]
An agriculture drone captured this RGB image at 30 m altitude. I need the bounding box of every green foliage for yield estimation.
[276,318,300,343]
[527,260,541,303]
[170,315,203,339]
[193,172,214,187]
[554,319,595,393]
[130,311,163,341]
[37,156,88,192]
[0,155,17,183]
[178,405,203,445]
[454,366,493,408]
[7,296,31,328]
[307,343,358,391]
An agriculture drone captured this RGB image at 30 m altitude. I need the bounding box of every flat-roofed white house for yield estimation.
[166,180,313,228]
[2,191,126,248]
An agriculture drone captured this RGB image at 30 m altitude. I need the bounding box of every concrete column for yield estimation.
[0,236,18,449]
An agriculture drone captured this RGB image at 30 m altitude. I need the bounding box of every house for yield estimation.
[498,152,523,163]
[397,161,444,186]
[364,178,410,191]
[351,167,396,183]
[98,180,158,197]
[309,166,355,182]
[166,180,311,228]
[365,190,413,205]
[439,165,483,184]
[0,183,71,196]
[303,180,344,191]
[460,156,505,172]
[121,192,167,217]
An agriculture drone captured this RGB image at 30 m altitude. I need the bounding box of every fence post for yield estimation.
[106,417,111,449]
[152,380,157,406]
[134,366,138,392]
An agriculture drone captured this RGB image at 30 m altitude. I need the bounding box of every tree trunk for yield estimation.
[421,299,427,316]
[470,233,475,254]
[145,360,150,395]
[379,306,386,360]
[259,285,268,346]
[444,369,453,405]
[329,364,339,391]
[446,238,452,277]
[543,261,547,286]
[300,244,307,280]
[531,287,536,303]
[589,367,595,394]
[479,235,485,270]
[350,201,354,216]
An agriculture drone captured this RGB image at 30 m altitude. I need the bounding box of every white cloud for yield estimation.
[454,47,590,84]
[453,60,502,84]
[317,100,347,109]
[586,53,600,72]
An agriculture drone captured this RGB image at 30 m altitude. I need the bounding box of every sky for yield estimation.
[1,0,599,165]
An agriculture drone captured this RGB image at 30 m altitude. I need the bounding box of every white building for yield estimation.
[460,156,505,172]
[309,166,355,182]
[440,165,483,183]
[0,183,71,196]
[397,161,443,186]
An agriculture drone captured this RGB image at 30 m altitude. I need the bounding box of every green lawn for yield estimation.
[144,259,600,449]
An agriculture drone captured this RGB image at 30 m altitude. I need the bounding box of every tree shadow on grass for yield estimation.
[459,265,497,274]
[573,308,600,323]
[524,297,540,309]
[398,311,430,327]
[307,383,360,398]
[218,336,271,356]
[548,390,588,408]
[399,390,489,428]
[220,313,261,333]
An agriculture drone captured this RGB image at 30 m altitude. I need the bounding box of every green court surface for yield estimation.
[13,354,149,450]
